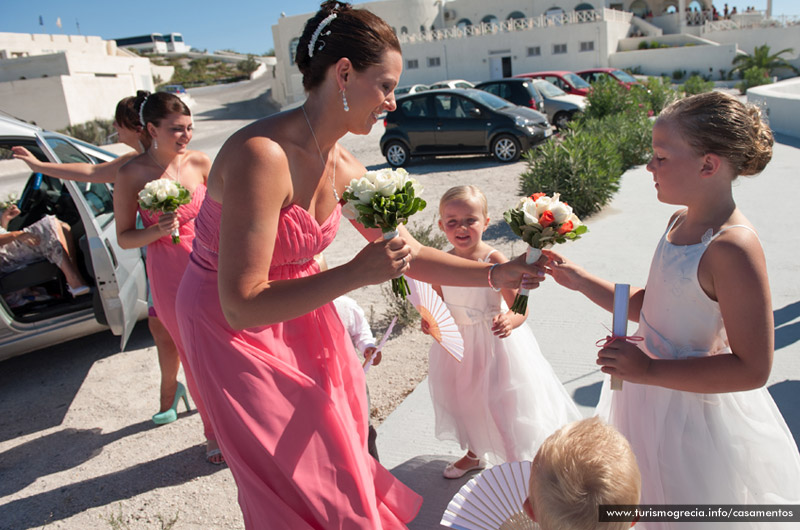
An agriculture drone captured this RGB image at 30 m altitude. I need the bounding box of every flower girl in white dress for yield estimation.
[426,185,581,479]
[546,92,800,529]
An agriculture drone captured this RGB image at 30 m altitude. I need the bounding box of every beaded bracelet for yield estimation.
[487,263,501,292]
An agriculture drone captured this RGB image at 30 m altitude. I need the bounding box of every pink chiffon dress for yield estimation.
[175,197,422,529]
[138,184,214,441]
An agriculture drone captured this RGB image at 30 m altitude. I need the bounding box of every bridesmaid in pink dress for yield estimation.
[175,2,546,527]
[114,92,221,464]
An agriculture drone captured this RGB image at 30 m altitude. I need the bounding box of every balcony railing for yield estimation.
[398,8,632,44]
[702,14,800,33]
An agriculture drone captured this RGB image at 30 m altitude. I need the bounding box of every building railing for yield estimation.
[398,8,632,44]
[702,14,800,33]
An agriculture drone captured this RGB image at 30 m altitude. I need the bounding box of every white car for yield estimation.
[0,116,148,361]
[428,79,475,90]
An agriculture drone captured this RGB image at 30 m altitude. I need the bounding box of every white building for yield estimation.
[270,0,800,107]
[0,32,165,130]
[114,33,190,54]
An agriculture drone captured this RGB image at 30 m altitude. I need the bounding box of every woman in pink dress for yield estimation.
[175,2,545,527]
[114,92,221,464]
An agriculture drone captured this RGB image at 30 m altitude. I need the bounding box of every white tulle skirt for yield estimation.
[429,320,581,464]
[597,377,800,530]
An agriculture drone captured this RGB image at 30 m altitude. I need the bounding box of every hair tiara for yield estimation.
[138,95,149,127]
[308,12,337,58]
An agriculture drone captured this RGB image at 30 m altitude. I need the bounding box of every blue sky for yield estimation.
[1,1,796,56]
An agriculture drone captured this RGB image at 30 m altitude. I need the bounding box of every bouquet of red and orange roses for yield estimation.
[504,192,587,314]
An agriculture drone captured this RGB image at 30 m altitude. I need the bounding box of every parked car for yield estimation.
[576,68,641,89]
[0,116,148,361]
[514,71,592,96]
[473,78,544,113]
[159,84,187,95]
[428,79,475,90]
[526,80,586,129]
[380,88,551,167]
[394,84,430,96]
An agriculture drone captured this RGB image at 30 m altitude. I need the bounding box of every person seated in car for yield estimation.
[0,203,90,297]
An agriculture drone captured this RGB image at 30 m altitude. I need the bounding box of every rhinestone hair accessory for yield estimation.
[308,12,337,58]
[138,95,149,127]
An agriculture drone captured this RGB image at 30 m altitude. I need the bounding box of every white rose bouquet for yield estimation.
[341,168,426,299]
[137,178,191,244]
[504,192,587,314]
[0,191,19,211]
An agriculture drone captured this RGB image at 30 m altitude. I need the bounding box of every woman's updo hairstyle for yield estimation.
[657,91,773,176]
[133,90,191,140]
[295,1,401,91]
[114,95,141,131]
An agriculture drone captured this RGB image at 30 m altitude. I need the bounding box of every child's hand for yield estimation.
[363,346,382,366]
[597,337,652,384]
[491,313,513,338]
[542,249,585,291]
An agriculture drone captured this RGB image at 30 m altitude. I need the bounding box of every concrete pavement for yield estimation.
[377,133,800,529]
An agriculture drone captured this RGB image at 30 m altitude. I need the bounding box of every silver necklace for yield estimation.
[147,149,182,182]
[301,104,339,202]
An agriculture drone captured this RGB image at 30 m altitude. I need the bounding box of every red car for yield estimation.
[576,68,641,89]
[514,71,592,96]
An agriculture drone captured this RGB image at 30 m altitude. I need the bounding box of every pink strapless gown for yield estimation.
[176,197,422,529]
[138,185,214,441]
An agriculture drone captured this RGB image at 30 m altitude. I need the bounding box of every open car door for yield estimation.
[38,133,147,350]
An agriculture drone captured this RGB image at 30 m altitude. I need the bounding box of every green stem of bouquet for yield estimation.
[510,293,528,315]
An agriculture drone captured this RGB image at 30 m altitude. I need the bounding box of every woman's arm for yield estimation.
[217,136,408,330]
[598,229,773,393]
[493,251,528,337]
[12,146,136,184]
[113,161,177,249]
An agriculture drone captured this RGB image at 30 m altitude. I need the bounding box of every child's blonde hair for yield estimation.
[530,417,641,530]
[657,91,773,177]
[438,185,489,218]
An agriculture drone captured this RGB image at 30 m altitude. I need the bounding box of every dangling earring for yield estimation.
[341,89,349,112]
[153,138,159,150]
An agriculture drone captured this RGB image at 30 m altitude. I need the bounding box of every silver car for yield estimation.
[0,116,148,361]
[529,79,587,129]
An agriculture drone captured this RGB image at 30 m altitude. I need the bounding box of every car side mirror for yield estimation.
[469,108,481,118]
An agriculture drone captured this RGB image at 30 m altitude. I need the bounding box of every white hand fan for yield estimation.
[406,278,464,361]
[441,461,538,530]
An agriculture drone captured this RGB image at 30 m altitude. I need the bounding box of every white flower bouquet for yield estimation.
[0,191,19,210]
[341,168,426,299]
[137,178,191,244]
[504,192,587,314]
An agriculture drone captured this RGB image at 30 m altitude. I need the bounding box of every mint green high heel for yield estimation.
[152,382,190,425]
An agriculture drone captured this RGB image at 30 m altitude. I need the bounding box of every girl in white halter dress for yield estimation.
[427,186,581,478]
[546,92,800,529]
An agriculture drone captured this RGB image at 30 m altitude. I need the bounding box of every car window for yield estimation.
[43,136,115,228]
[563,72,592,89]
[534,81,567,97]
[400,97,429,118]
[458,97,479,117]
[479,83,500,97]
[545,76,568,91]
[469,90,511,110]
[434,95,459,118]
[455,82,472,89]
[613,70,638,83]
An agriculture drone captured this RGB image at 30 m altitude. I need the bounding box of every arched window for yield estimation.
[629,0,648,17]
[456,18,472,28]
[507,11,526,20]
[401,26,408,34]
[545,7,564,17]
[482,15,499,25]
[575,3,594,10]
[665,4,678,13]
[420,24,426,33]
[289,37,299,65]
[688,0,703,10]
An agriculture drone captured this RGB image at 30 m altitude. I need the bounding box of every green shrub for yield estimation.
[581,77,632,120]
[638,41,650,50]
[736,66,772,94]
[682,74,715,95]
[671,69,686,80]
[639,76,679,115]
[407,221,448,250]
[519,128,623,218]
[577,112,653,170]
[58,119,116,145]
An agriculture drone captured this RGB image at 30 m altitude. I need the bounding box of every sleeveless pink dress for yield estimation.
[176,197,422,529]
[138,184,214,441]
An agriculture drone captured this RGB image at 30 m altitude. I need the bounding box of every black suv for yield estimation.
[380,88,551,167]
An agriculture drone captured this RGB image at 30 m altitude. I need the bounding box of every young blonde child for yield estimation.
[546,92,800,527]
[426,185,580,478]
[523,417,640,530]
